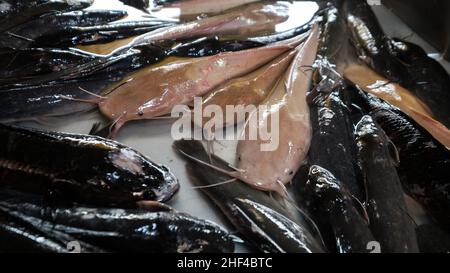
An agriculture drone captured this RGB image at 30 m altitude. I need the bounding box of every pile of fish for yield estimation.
[1,0,449,253]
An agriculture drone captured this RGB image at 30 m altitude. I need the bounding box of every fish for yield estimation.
[173,139,326,253]
[171,36,264,58]
[308,63,365,200]
[387,38,450,128]
[343,0,407,82]
[0,0,94,34]
[0,124,179,206]
[119,0,149,11]
[300,165,375,253]
[351,90,450,231]
[0,210,106,253]
[355,115,419,253]
[344,0,450,128]
[0,47,98,85]
[0,45,168,123]
[98,42,296,137]
[234,24,319,194]
[196,49,297,129]
[0,9,127,49]
[31,19,175,48]
[123,1,290,51]
[0,190,234,253]
[344,63,450,148]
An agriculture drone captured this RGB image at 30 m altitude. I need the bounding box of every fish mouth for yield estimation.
[155,173,180,203]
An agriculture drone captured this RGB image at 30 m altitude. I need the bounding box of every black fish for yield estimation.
[0,190,233,253]
[388,38,450,127]
[171,36,264,58]
[0,45,167,122]
[302,165,375,253]
[174,140,326,253]
[0,124,179,206]
[0,9,127,48]
[344,0,450,128]
[31,19,174,48]
[308,61,364,200]
[0,47,97,85]
[0,0,94,34]
[355,115,419,253]
[343,0,407,83]
[346,88,450,231]
[0,211,105,253]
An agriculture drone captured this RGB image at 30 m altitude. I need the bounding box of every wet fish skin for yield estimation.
[174,140,326,253]
[0,209,106,253]
[31,19,175,48]
[0,0,94,34]
[388,38,450,128]
[346,89,450,231]
[0,124,179,205]
[0,190,234,253]
[355,115,419,253]
[301,165,375,253]
[0,9,127,48]
[0,47,97,85]
[171,36,264,58]
[343,0,407,83]
[0,45,167,122]
[307,61,364,200]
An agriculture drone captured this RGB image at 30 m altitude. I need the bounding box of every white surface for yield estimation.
[19,2,450,253]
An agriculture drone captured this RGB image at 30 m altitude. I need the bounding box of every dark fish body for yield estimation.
[344,0,450,127]
[0,47,97,85]
[347,89,450,231]
[0,9,127,48]
[0,0,94,34]
[0,191,233,253]
[355,115,419,253]
[308,63,363,200]
[171,36,264,58]
[0,211,105,253]
[302,165,375,253]
[0,45,167,122]
[174,140,326,253]
[248,21,312,44]
[31,19,174,48]
[416,224,450,253]
[0,124,179,205]
[343,0,407,83]
[388,38,450,128]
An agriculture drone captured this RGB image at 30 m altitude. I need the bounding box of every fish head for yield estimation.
[307,165,342,197]
[98,147,179,203]
[354,115,381,144]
